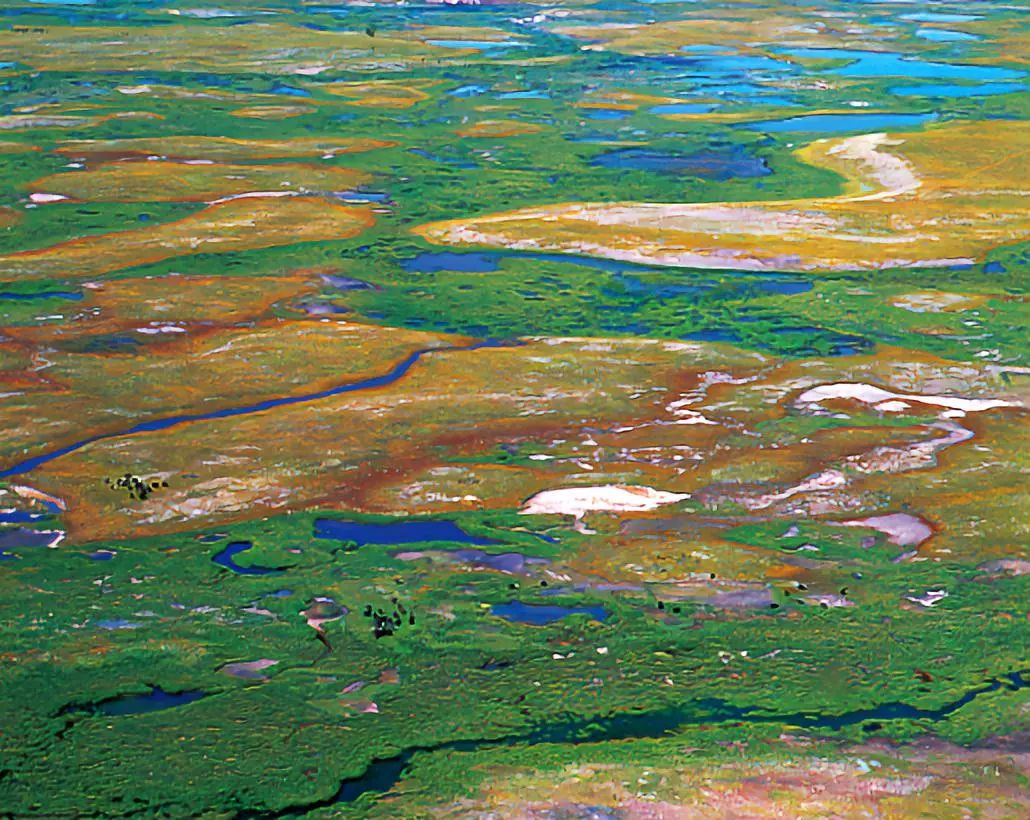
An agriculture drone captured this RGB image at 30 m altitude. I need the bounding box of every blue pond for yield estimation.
[0,510,45,524]
[496,89,549,100]
[211,541,282,575]
[492,601,609,625]
[95,687,208,717]
[589,146,769,179]
[0,527,58,549]
[650,103,716,115]
[333,190,390,203]
[740,112,937,133]
[759,278,814,295]
[889,82,1024,98]
[427,39,527,51]
[778,48,1024,81]
[0,290,82,302]
[901,12,981,23]
[400,251,500,273]
[270,84,311,97]
[448,84,488,97]
[406,148,477,169]
[915,28,979,43]
[681,53,793,75]
[585,108,630,120]
[315,518,501,547]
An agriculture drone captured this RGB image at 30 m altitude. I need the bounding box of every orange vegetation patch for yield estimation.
[401,24,524,44]
[456,120,544,138]
[28,161,371,203]
[0,207,19,228]
[576,90,684,111]
[0,112,161,131]
[551,13,909,57]
[54,136,395,163]
[229,105,317,119]
[320,79,440,109]
[0,141,39,154]
[890,291,991,314]
[11,336,1026,550]
[0,23,457,74]
[456,736,1030,818]
[417,121,1030,272]
[44,273,317,330]
[0,319,450,472]
[0,196,375,279]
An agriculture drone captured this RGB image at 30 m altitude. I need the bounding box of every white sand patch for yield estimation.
[906,589,948,608]
[797,382,1016,414]
[208,190,299,205]
[745,469,848,511]
[11,484,66,511]
[520,484,689,519]
[891,291,977,313]
[29,193,69,204]
[835,512,933,547]
[875,400,910,412]
[828,132,920,201]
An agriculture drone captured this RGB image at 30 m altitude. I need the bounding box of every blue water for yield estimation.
[448,84,488,97]
[0,510,45,523]
[707,82,779,96]
[399,250,637,276]
[0,340,504,478]
[682,53,792,75]
[497,89,549,100]
[585,109,630,120]
[889,82,1024,98]
[590,146,769,179]
[901,12,981,23]
[427,40,527,51]
[740,112,937,133]
[212,541,282,575]
[915,28,979,42]
[0,290,82,301]
[333,190,390,203]
[310,670,1026,809]
[0,528,57,549]
[315,518,501,547]
[759,279,813,295]
[650,103,716,115]
[492,601,609,625]
[610,272,712,298]
[270,84,311,97]
[780,48,1024,81]
[406,148,477,169]
[401,252,500,273]
[96,687,208,716]
[211,539,282,572]
[682,328,742,344]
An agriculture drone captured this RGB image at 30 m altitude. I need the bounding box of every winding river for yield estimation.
[0,339,509,479]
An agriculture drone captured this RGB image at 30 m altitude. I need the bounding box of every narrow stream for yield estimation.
[263,670,1026,816]
[0,340,509,478]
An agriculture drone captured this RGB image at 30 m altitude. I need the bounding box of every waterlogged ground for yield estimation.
[0,0,1027,816]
